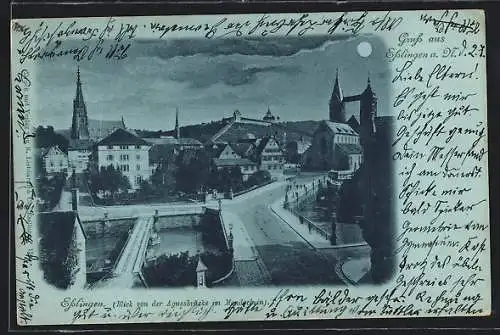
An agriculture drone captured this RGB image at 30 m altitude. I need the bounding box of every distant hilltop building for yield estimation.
[262,107,279,122]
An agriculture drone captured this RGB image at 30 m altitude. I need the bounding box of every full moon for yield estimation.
[357,41,372,58]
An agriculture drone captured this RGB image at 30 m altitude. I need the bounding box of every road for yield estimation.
[224,174,344,286]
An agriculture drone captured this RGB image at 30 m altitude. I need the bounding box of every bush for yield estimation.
[36,172,67,211]
[143,251,197,287]
[142,250,233,287]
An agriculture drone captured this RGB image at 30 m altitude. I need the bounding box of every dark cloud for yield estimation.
[141,36,351,59]
[167,60,300,88]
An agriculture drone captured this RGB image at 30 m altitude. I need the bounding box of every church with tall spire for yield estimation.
[71,66,90,140]
[302,67,380,172]
[66,66,127,173]
[329,68,346,123]
[175,107,180,139]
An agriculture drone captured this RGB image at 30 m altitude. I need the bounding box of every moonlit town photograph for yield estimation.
[33,36,395,290]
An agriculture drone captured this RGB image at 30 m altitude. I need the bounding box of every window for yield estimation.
[135,145,141,149]
[136,154,141,160]
[50,161,54,167]
[107,145,113,149]
[120,145,128,150]
[135,176,142,184]
[136,164,141,171]
[120,164,129,172]
[107,155,113,161]
[120,154,129,161]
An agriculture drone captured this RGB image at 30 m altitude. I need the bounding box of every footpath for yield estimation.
[268,178,372,285]
[76,180,287,221]
[219,211,257,262]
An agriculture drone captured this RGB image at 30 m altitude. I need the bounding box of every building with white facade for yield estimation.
[302,120,362,171]
[41,145,69,174]
[253,136,285,173]
[207,143,258,181]
[95,128,153,189]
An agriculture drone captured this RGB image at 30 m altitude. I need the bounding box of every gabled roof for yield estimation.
[69,138,94,150]
[205,143,228,158]
[231,142,253,157]
[254,136,281,156]
[323,121,358,135]
[42,145,66,157]
[88,118,126,140]
[96,128,150,146]
[196,258,208,272]
[336,143,362,155]
[347,115,360,133]
[149,144,177,164]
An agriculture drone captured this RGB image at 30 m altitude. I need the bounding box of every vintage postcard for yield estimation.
[11,9,490,326]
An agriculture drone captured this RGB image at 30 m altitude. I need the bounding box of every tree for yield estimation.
[336,172,363,223]
[89,165,130,197]
[175,150,211,194]
[35,126,69,153]
[228,166,243,191]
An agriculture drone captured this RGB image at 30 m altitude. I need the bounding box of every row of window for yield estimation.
[336,135,358,144]
[107,154,141,161]
[115,164,144,172]
[46,160,67,167]
[266,164,282,170]
[264,148,282,153]
[262,155,282,161]
[106,145,143,150]
[241,165,256,171]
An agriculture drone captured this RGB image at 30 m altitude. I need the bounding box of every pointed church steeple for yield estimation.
[71,66,89,140]
[363,71,375,97]
[329,68,345,123]
[359,72,377,148]
[175,107,180,139]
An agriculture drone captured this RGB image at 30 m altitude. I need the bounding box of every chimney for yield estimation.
[71,169,78,212]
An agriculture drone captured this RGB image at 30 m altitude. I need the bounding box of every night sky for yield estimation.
[35,35,390,131]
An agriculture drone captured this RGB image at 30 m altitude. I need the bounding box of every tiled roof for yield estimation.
[88,119,125,140]
[57,119,125,141]
[213,158,256,167]
[336,143,362,155]
[254,137,272,156]
[149,144,177,164]
[324,121,357,135]
[69,138,94,150]
[347,115,360,133]
[231,142,253,157]
[96,128,150,146]
[205,143,228,158]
